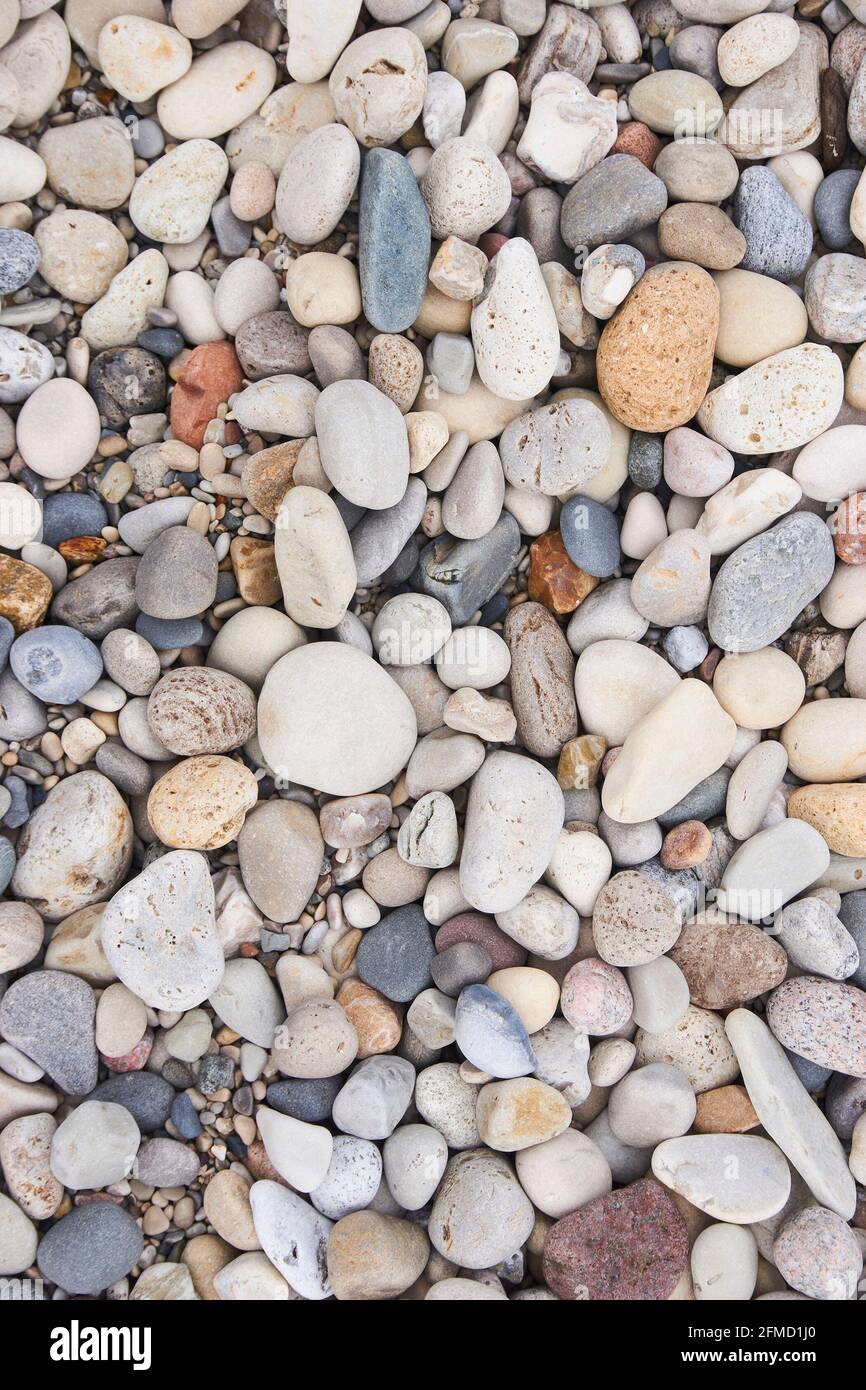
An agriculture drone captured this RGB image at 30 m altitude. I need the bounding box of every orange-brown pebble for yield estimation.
[831,491,866,564]
[59,536,107,564]
[557,733,607,790]
[661,819,712,870]
[181,1233,235,1300]
[170,342,244,449]
[528,530,600,614]
[613,120,664,169]
[694,1085,760,1135]
[336,978,403,1058]
[229,536,281,605]
[241,440,303,521]
[0,554,53,632]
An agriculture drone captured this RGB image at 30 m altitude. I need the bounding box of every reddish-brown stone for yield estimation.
[831,492,866,564]
[59,537,107,564]
[434,912,526,970]
[528,531,599,614]
[478,232,509,259]
[543,1177,689,1300]
[669,919,788,1010]
[99,1034,152,1073]
[170,342,244,449]
[614,120,663,170]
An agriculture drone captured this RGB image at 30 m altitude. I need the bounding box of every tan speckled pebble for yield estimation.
[147,755,259,850]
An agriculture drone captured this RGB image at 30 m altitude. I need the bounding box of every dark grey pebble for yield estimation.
[560,494,621,579]
[732,166,813,283]
[838,890,866,991]
[0,615,14,671]
[825,1073,866,1142]
[95,740,153,796]
[668,25,722,87]
[88,347,166,428]
[40,492,107,549]
[161,1057,195,1089]
[198,1052,234,1094]
[235,310,310,381]
[266,1076,343,1123]
[628,431,664,489]
[211,194,253,257]
[0,228,40,294]
[561,154,667,254]
[356,903,436,1004]
[135,525,218,620]
[92,1072,175,1131]
[381,537,419,588]
[171,1091,202,1139]
[517,186,569,267]
[414,511,521,625]
[0,667,47,741]
[430,941,492,997]
[708,512,835,654]
[0,970,97,1095]
[352,477,427,586]
[135,613,204,650]
[2,774,30,829]
[0,837,15,894]
[51,556,139,639]
[814,168,859,251]
[783,1047,831,1093]
[137,327,184,357]
[39,1203,143,1295]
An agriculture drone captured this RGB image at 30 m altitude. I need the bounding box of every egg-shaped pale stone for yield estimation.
[713,647,805,730]
[698,345,844,456]
[471,239,560,402]
[98,15,192,102]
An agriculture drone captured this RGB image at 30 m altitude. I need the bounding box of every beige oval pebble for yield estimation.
[574,639,680,746]
[713,647,805,730]
[147,667,257,757]
[487,967,559,1035]
[475,1078,571,1153]
[274,487,356,631]
[275,124,360,245]
[717,13,800,88]
[172,0,250,40]
[0,901,44,973]
[157,42,277,141]
[781,698,866,782]
[698,345,844,456]
[792,424,866,504]
[713,269,808,370]
[2,10,70,129]
[95,982,147,1057]
[286,252,361,329]
[81,249,169,353]
[148,756,259,850]
[98,15,192,102]
[696,467,802,556]
[16,377,101,481]
[130,140,228,246]
[602,680,736,824]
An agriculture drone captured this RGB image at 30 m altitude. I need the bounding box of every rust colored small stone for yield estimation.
[661,819,712,870]
[697,646,722,682]
[336,978,402,1058]
[229,536,280,605]
[170,341,244,449]
[59,536,107,564]
[694,1084,759,1135]
[99,1034,152,1073]
[478,232,509,259]
[614,120,663,169]
[331,928,363,974]
[0,554,53,633]
[528,530,600,614]
[238,942,259,958]
[241,440,303,521]
[831,491,866,564]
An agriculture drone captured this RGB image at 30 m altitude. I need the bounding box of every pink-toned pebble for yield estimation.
[100,1034,153,1073]
[773,1206,863,1301]
[663,426,735,498]
[560,958,633,1036]
[229,160,276,222]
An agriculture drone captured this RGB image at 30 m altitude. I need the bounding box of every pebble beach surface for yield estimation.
[0,0,865,1308]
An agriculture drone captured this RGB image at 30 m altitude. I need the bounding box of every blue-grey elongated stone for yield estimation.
[10,625,103,704]
[0,229,39,294]
[732,166,812,283]
[657,767,731,829]
[454,984,536,1079]
[0,970,97,1095]
[359,148,430,333]
[414,511,521,626]
[814,169,858,252]
[356,903,435,1004]
[38,1202,144,1295]
[708,512,835,654]
[352,477,427,585]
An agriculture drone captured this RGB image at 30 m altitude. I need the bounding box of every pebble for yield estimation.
[652,1134,791,1223]
[561,154,667,253]
[360,148,430,335]
[471,238,560,402]
[543,1178,687,1301]
[428,1149,534,1270]
[37,1202,144,1296]
[766,977,866,1078]
[100,850,224,1010]
[699,344,844,455]
[460,750,563,913]
[773,1206,863,1302]
[50,1099,139,1191]
[250,1181,332,1301]
[0,970,97,1096]
[355,904,434,1004]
